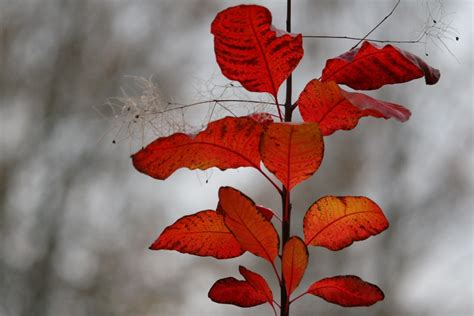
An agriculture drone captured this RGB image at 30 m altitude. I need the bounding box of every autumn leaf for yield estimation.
[297,79,411,135]
[208,266,274,308]
[149,210,244,259]
[218,187,279,263]
[260,122,324,190]
[304,196,388,250]
[255,205,275,221]
[282,236,308,296]
[132,116,264,180]
[211,4,303,98]
[208,277,268,307]
[239,266,274,306]
[322,41,440,90]
[216,202,275,221]
[307,275,384,307]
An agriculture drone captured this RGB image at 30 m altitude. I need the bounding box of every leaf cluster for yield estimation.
[131,4,440,314]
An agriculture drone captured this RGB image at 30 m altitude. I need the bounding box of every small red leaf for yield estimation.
[211,5,303,98]
[255,205,275,221]
[297,79,411,135]
[216,203,274,221]
[282,236,308,296]
[260,122,324,190]
[239,266,273,305]
[307,275,384,307]
[132,116,264,180]
[150,210,244,259]
[218,187,279,263]
[322,41,440,90]
[304,196,389,250]
[208,277,267,307]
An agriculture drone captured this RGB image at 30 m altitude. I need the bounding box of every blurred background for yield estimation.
[0,0,472,315]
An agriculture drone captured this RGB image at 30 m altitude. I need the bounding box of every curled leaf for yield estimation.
[322,41,440,90]
[297,79,411,135]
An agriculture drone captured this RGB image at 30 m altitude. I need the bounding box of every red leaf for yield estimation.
[216,203,274,221]
[297,79,411,135]
[304,196,389,250]
[260,122,324,190]
[149,210,244,259]
[322,41,440,90]
[211,5,303,98]
[218,187,279,262]
[132,116,264,180]
[208,277,267,307]
[282,236,308,296]
[248,112,275,125]
[239,266,273,305]
[307,275,384,307]
[255,205,275,221]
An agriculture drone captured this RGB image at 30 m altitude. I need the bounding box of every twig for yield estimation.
[302,34,425,45]
[166,99,278,114]
[351,0,401,49]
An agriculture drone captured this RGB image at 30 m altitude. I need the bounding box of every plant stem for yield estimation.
[280,187,291,316]
[281,1,293,316]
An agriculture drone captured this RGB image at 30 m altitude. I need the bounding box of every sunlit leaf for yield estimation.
[304,196,388,250]
[307,275,384,307]
[218,187,279,262]
[297,79,411,135]
[208,277,267,307]
[260,122,324,190]
[211,4,303,98]
[322,41,440,90]
[149,210,244,259]
[132,116,264,180]
[282,236,308,296]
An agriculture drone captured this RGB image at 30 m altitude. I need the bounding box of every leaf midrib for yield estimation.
[248,9,277,97]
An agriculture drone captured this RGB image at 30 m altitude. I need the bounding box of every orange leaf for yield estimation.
[150,210,244,259]
[282,236,308,296]
[304,196,388,250]
[239,266,273,305]
[218,187,279,262]
[260,122,324,190]
[307,275,384,307]
[297,79,411,135]
[211,5,303,98]
[322,41,440,90]
[132,116,264,180]
[208,277,267,307]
